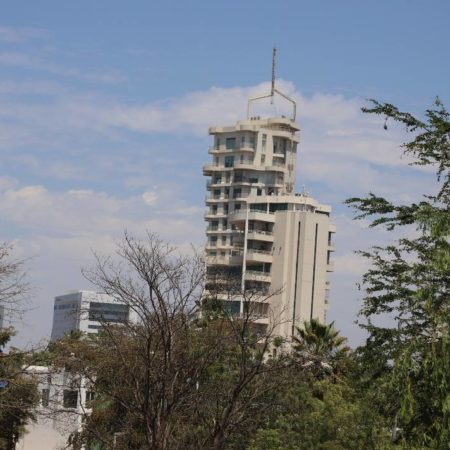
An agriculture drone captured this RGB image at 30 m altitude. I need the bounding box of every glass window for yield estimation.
[86,391,95,404]
[226,137,236,150]
[261,155,266,164]
[41,388,49,407]
[249,135,255,148]
[224,156,234,167]
[262,134,267,152]
[63,390,78,409]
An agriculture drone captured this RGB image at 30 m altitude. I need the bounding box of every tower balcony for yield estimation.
[205,195,229,204]
[206,228,233,235]
[244,270,272,283]
[204,211,228,220]
[203,164,233,175]
[265,164,287,173]
[229,209,276,224]
[245,249,273,264]
[234,160,255,170]
[247,229,274,242]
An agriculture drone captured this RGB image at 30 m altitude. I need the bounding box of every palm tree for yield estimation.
[293,319,350,376]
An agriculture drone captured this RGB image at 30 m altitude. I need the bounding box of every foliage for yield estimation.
[0,328,39,450]
[248,369,393,450]
[345,98,450,448]
[292,319,350,377]
[0,244,38,450]
[49,233,289,450]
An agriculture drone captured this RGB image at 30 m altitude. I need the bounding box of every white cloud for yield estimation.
[142,191,159,205]
[0,25,47,43]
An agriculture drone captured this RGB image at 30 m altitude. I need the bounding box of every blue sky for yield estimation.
[1,1,449,346]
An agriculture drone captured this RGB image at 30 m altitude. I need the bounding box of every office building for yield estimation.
[50,290,130,341]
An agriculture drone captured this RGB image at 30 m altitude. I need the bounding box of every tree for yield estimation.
[345,98,450,448]
[0,244,38,450]
[0,242,30,320]
[51,232,289,450]
[292,319,350,377]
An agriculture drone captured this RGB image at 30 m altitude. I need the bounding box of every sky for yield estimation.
[1,0,449,347]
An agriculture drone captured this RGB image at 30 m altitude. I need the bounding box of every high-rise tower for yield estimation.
[203,57,335,340]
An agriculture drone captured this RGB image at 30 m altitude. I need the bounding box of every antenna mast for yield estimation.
[247,47,296,120]
[271,47,276,103]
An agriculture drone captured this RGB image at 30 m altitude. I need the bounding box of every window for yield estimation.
[41,388,49,407]
[235,204,241,211]
[262,134,267,152]
[240,154,244,163]
[241,135,245,145]
[226,137,236,150]
[215,138,220,150]
[233,188,242,199]
[224,156,234,167]
[249,135,255,148]
[86,391,95,404]
[221,236,227,244]
[63,390,78,409]
[257,188,262,196]
[261,155,266,164]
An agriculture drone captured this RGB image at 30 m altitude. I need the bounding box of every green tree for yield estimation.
[0,329,39,450]
[346,98,450,448]
[293,319,350,377]
[0,244,38,450]
[248,368,393,450]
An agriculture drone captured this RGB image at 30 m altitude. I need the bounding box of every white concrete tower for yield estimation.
[203,53,335,341]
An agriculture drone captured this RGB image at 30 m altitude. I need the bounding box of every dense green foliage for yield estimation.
[0,245,38,450]
[0,328,39,450]
[346,98,450,448]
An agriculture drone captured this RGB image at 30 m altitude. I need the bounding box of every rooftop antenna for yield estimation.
[247,47,296,120]
[270,47,276,104]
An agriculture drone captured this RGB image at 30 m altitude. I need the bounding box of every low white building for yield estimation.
[17,366,91,450]
[51,290,131,341]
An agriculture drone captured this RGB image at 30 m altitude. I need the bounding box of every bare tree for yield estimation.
[51,232,290,450]
[0,242,30,321]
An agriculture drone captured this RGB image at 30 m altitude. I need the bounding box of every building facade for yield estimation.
[50,290,130,341]
[17,366,91,450]
[203,110,335,340]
